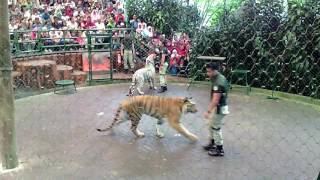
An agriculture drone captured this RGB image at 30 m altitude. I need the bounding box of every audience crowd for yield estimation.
[8,0,191,75]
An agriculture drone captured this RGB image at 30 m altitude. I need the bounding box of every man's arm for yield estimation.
[207,92,221,113]
[120,43,124,56]
[132,42,136,62]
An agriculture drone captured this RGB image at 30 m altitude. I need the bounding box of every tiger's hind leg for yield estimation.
[129,114,145,138]
[156,119,165,138]
[136,81,145,95]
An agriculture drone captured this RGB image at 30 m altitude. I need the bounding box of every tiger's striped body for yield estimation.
[97,95,199,142]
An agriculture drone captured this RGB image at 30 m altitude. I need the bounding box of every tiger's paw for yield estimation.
[156,132,165,138]
[138,91,145,95]
[188,134,199,142]
[136,131,145,138]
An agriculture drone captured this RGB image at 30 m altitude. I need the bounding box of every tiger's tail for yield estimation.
[97,106,123,132]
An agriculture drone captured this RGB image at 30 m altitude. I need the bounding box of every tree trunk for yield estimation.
[0,0,19,170]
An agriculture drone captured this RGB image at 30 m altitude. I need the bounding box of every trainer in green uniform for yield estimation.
[121,32,135,73]
[203,62,230,156]
[158,42,170,93]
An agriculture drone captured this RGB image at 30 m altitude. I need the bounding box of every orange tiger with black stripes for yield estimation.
[97,95,199,142]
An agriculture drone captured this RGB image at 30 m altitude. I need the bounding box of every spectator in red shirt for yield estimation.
[169,49,183,76]
[106,3,113,13]
[65,4,73,18]
[115,11,125,24]
[85,16,96,29]
[166,40,174,53]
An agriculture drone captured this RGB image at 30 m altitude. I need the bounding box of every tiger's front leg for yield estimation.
[156,119,165,138]
[168,116,198,142]
[148,77,157,90]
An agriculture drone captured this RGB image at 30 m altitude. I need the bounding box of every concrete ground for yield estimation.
[1,83,320,180]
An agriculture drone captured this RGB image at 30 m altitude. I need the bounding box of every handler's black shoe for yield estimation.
[163,86,168,91]
[203,139,215,151]
[158,86,166,93]
[208,145,224,156]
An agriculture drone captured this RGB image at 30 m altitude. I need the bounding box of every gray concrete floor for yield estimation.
[1,83,320,180]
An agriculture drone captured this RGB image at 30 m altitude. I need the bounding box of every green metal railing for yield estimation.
[10,28,134,58]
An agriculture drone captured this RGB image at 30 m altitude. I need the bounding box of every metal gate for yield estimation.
[86,32,113,84]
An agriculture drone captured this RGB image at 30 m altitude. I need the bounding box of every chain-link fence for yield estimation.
[190,0,320,99]
[2,0,320,179]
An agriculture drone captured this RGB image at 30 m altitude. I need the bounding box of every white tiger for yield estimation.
[128,53,157,96]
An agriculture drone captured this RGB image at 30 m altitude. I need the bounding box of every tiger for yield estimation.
[97,95,199,142]
[127,53,157,96]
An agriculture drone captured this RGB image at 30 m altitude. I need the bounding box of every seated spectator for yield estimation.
[65,4,74,18]
[32,17,43,29]
[95,19,105,33]
[105,2,113,13]
[52,16,64,29]
[41,8,51,21]
[106,17,115,28]
[79,16,86,29]
[31,8,39,21]
[9,19,18,32]
[177,42,187,59]
[41,28,54,50]
[165,40,174,53]
[130,15,138,29]
[84,16,96,29]
[91,7,101,22]
[115,10,125,24]
[136,23,143,34]
[169,49,182,76]
[73,6,85,17]
[67,17,79,30]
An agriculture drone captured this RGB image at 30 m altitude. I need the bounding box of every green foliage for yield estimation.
[125,0,201,36]
[190,0,320,98]
[196,0,247,26]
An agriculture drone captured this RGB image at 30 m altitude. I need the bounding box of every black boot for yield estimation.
[158,86,166,93]
[163,86,168,91]
[203,139,215,151]
[208,145,224,156]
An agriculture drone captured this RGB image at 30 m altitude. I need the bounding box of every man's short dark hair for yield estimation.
[206,62,220,70]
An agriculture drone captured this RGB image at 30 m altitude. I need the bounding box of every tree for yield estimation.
[0,0,19,170]
[125,0,201,36]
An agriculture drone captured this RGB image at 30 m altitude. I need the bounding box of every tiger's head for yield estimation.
[182,97,198,113]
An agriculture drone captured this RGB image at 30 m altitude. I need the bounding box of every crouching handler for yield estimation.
[203,62,230,157]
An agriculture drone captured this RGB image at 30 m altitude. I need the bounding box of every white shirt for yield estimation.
[73,10,85,17]
[67,21,79,30]
[95,22,105,32]
[24,10,31,19]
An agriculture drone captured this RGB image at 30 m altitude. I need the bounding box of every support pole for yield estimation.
[0,0,19,170]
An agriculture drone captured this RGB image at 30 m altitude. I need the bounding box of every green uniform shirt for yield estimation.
[161,47,170,63]
[211,72,229,114]
[122,37,133,50]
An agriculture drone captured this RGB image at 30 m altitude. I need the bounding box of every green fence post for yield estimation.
[87,32,93,85]
[110,32,113,81]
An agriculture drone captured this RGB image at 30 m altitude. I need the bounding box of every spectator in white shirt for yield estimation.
[67,17,79,30]
[95,19,105,33]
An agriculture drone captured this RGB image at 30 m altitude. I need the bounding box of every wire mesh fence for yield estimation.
[190,0,320,99]
[2,0,320,179]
